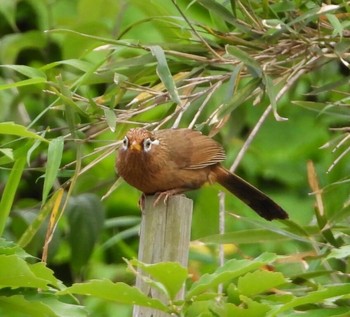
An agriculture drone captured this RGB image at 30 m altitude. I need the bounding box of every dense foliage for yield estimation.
[1,0,350,316]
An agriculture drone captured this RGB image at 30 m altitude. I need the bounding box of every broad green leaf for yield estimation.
[0,122,47,142]
[0,295,86,317]
[0,255,50,289]
[30,262,61,289]
[131,260,188,300]
[59,279,168,312]
[66,194,105,271]
[186,253,277,299]
[237,270,287,296]
[211,296,271,317]
[150,45,181,105]
[0,238,32,258]
[0,296,54,317]
[42,137,64,205]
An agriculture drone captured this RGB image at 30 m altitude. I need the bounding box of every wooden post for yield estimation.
[133,195,193,317]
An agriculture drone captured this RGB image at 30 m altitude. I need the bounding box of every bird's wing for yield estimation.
[155,129,226,170]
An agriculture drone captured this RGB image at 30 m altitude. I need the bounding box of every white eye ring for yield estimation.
[143,138,159,152]
[122,136,128,150]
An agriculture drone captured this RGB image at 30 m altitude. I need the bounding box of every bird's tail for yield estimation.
[213,165,288,221]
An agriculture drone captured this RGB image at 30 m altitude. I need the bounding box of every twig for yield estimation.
[230,56,319,172]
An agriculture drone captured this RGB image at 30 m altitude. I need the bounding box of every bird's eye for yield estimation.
[143,138,159,152]
[143,138,152,152]
[122,136,128,150]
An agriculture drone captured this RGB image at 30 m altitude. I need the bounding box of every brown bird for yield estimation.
[116,128,288,221]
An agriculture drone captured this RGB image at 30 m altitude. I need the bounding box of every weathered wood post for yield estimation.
[133,195,193,317]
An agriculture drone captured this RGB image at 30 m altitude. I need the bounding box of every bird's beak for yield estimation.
[130,141,142,152]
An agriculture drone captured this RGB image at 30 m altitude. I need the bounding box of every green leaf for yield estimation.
[226,45,262,78]
[272,284,350,315]
[0,78,47,90]
[219,77,261,118]
[211,296,271,317]
[0,64,46,79]
[150,45,181,105]
[237,270,287,296]
[104,108,117,132]
[186,253,277,299]
[59,279,168,312]
[30,262,61,289]
[0,0,17,31]
[326,14,343,38]
[263,74,287,121]
[42,137,64,205]
[200,229,289,244]
[0,155,26,236]
[196,0,249,32]
[0,148,14,160]
[0,238,32,258]
[40,59,93,72]
[66,194,105,271]
[326,245,350,260]
[0,295,87,317]
[131,260,188,300]
[0,122,47,142]
[0,255,51,289]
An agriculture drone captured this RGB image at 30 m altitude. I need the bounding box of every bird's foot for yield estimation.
[153,189,185,206]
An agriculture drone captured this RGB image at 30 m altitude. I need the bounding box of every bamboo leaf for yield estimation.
[0,122,47,142]
[226,45,262,78]
[200,229,289,244]
[0,78,46,90]
[0,155,26,236]
[42,137,64,205]
[18,190,64,248]
[150,45,181,105]
[219,77,261,118]
[0,64,46,79]
[104,108,117,132]
[264,74,287,121]
[326,14,343,38]
[272,284,350,315]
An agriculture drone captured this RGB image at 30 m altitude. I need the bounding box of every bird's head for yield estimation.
[120,128,160,154]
